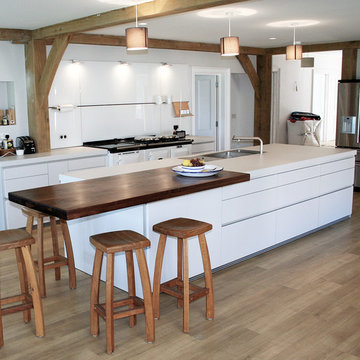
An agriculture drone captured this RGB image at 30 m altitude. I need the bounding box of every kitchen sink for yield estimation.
[199,149,263,160]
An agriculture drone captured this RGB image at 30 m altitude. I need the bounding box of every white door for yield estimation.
[195,75,217,140]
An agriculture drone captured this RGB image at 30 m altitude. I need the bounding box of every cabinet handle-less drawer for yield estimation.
[68,156,106,171]
[4,174,49,196]
[4,163,48,180]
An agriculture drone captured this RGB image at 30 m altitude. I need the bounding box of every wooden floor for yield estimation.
[1,193,360,359]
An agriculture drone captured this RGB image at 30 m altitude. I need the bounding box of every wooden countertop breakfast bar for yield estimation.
[8,167,250,220]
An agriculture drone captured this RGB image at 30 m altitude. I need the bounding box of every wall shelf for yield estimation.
[172,101,193,117]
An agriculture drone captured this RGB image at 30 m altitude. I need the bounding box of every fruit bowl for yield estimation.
[181,158,205,172]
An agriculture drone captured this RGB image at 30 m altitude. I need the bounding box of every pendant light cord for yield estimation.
[135,2,138,28]
[228,16,231,37]
[293,27,296,45]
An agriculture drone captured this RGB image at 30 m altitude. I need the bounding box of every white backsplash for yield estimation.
[49,60,192,147]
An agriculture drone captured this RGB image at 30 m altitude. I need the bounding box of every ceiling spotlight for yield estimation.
[119,61,129,65]
[161,62,172,67]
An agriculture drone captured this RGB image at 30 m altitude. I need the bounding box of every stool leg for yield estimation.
[25,215,34,235]
[36,216,46,298]
[0,294,3,348]
[50,217,61,281]
[177,238,183,308]
[135,248,155,343]
[153,234,167,320]
[198,233,214,320]
[60,220,76,290]
[183,238,190,333]
[90,249,103,337]
[125,250,136,328]
[21,245,45,337]
[105,253,115,354]
[15,248,31,323]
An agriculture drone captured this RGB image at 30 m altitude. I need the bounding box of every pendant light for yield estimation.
[286,26,302,60]
[220,13,239,57]
[126,1,148,51]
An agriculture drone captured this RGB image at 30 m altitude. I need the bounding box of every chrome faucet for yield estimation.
[232,136,264,154]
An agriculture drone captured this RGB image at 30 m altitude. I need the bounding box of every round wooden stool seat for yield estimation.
[21,207,76,297]
[0,229,45,348]
[90,230,154,354]
[90,230,150,253]
[0,229,35,250]
[153,217,212,238]
[152,217,214,333]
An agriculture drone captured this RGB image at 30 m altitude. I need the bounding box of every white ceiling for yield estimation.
[1,0,360,48]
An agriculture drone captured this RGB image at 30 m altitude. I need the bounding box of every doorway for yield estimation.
[194,74,218,144]
[192,67,231,151]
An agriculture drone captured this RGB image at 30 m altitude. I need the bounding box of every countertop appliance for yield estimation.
[16,136,36,154]
[336,79,360,190]
[83,135,193,166]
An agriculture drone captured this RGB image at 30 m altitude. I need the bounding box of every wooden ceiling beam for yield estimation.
[0,28,31,42]
[236,54,260,98]
[266,40,360,55]
[45,33,264,55]
[38,34,70,108]
[32,0,249,40]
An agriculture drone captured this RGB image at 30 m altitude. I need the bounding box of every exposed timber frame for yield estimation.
[0,0,358,151]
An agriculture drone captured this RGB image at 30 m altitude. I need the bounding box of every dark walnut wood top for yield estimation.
[8,167,250,220]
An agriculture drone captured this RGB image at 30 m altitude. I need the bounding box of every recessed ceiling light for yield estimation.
[267,19,319,28]
[97,0,153,6]
[198,7,257,18]
[269,37,277,40]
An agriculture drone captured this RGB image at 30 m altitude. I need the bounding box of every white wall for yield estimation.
[0,42,28,142]
[231,73,254,148]
[49,44,251,148]
[272,51,342,144]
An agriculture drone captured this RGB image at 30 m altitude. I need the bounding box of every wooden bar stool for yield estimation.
[0,229,45,347]
[22,207,76,297]
[152,217,214,333]
[89,230,155,354]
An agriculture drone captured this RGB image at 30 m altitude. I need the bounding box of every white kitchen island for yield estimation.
[57,144,356,296]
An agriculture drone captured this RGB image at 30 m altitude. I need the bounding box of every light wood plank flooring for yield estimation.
[1,193,360,359]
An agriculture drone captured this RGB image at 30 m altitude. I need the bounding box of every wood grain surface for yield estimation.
[8,167,250,220]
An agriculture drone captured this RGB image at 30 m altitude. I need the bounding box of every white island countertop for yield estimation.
[60,144,357,182]
[0,146,107,168]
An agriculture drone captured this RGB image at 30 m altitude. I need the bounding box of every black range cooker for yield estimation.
[83,135,192,153]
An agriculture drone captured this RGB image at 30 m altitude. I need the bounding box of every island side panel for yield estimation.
[67,205,147,296]
[145,188,223,285]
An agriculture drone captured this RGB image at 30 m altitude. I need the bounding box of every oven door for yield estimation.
[108,150,144,166]
[144,148,171,161]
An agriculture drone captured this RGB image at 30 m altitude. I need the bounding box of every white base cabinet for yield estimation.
[63,153,355,296]
[1,153,107,230]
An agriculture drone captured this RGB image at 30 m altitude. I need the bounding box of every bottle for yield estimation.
[2,114,8,126]
[3,135,9,149]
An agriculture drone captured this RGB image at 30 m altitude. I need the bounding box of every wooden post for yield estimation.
[25,40,50,153]
[342,48,358,80]
[25,35,69,153]
[254,54,272,144]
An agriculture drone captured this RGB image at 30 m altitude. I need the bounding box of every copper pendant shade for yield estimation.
[286,26,302,60]
[220,15,239,57]
[126,2,148,51]
[220,36,240,56]
[126,26,148,51]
